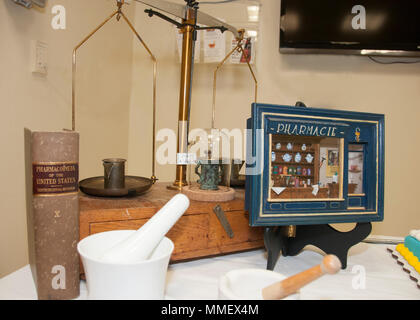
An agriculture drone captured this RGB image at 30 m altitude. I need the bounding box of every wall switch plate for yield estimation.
[31,40,48,75]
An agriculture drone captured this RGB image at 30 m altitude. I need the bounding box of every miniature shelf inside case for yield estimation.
[269,135,344,200]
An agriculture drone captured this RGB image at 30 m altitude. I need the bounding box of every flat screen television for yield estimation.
[280,0,420,57]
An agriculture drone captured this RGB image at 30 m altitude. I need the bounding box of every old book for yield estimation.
[26,130,80,300]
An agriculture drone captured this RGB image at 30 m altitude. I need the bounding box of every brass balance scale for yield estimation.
[75,0,257,198]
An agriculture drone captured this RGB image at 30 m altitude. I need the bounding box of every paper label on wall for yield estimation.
[176,27,201,63]
[204,29,226,63]
[230,37,255,64]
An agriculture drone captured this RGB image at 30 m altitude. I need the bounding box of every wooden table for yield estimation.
[79,183,264,265]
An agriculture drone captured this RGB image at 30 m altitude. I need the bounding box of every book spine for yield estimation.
[31,131,80,300]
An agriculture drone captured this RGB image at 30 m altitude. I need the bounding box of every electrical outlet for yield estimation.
[31,40,48,75]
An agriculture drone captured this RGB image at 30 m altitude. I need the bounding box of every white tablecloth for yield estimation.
[1,243,419,300]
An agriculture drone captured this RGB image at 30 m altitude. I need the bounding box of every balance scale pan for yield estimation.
[79,176,153,197]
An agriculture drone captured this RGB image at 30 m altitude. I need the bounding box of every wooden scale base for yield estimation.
[79,183,264,277]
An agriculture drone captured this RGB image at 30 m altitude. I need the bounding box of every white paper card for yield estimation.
[204,29,226,63]
[177,153,198,165]
[312,185,319,196]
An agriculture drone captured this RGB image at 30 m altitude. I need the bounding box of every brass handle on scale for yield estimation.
[72,0,158,184]
[212,29,258,129]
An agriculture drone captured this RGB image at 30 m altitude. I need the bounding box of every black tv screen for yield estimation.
[280,0,420,56]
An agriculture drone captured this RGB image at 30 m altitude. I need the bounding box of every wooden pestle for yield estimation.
[262,255,342,300]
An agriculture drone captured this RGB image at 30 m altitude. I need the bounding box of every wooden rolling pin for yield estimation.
[262,255,342,300]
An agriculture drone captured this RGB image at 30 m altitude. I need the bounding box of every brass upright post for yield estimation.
[169,7,196,190]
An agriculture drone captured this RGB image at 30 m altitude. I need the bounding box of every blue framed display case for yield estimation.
[246,103,385,227]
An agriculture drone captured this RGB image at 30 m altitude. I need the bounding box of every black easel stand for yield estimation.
[264,223,372,270]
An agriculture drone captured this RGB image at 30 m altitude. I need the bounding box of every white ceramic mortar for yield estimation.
[219,269,300,300]
[78,230,174,300]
